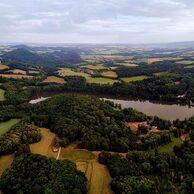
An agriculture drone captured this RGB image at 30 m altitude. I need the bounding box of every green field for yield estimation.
[58,68,118,85]
[58,68,91,78]
[121,75,149,82]
[154,71,177,77]
[0,119,20,136]
[157,137,182,153]
[0,88,5,101]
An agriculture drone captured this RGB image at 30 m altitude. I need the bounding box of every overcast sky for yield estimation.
[1,0,194,44]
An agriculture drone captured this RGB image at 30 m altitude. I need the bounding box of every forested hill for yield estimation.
[2,48,81,67]
[26,94,171,152]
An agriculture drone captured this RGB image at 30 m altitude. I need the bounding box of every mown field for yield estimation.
[121,75,149,82]
[0,119,20,136]
[0,64,9,70]
[0,89,5,101]
[83,64,107,70]
[43,76,65,84]
[101,70,118,78]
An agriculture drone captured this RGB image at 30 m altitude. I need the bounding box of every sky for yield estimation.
[1,0,194,44]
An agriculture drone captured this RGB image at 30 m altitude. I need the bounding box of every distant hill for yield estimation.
[2,47,81,67]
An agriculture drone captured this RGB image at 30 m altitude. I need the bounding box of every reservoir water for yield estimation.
[29,94,194,121]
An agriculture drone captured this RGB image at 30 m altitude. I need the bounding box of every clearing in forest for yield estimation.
[30,128,57,158]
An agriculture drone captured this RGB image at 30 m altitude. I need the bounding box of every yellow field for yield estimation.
[30,128,57,158]
[0,154,14,176]
[43,76,65,84]
[101,71,118,78]
[121,63,138,67]
[0,74,33,79]
[8,69,26,75]
[176,60,194,65]
[0,65,9,70]
[147,57,182,64]
[84,64,107,70]
[184,65,194,69]
[121,75,149,82]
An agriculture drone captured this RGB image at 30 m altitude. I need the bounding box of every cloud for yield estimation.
[0,0,194,43]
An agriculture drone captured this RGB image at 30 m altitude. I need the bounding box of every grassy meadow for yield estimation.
[0,89,5,101]
[0,119,20,136]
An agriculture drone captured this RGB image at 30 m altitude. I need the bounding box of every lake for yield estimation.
[103,98,194,121]
[29,94,194,121]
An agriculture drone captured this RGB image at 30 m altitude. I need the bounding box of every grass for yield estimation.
[30,128,57,158]
[101,70,118,78]
[88,162,113,194]
[43,76,65,84]
[58,68,118,85]
[0,64,9,70]
[0,154,14,176]
[121,75,149,82]
[87,77,119,84]
[0,119,20,136]
[0,88,5,101]
[176,60,194,65]
[154,71,177,77]
[0,74,33,79]
[157,137,182,153]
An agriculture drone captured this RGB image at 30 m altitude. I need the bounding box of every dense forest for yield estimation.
[99,139,194,194]
[0,122,41,155]
[0,154,87,194]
